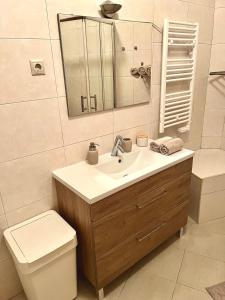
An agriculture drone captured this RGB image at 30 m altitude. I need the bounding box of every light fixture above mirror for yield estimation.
[100,0,122,18]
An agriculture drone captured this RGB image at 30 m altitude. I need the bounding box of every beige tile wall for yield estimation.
[0,0,214,298]
[202,0,225,149]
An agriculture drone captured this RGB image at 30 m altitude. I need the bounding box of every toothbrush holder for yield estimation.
[122,138,132,152]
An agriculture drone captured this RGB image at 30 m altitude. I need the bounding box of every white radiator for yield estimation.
[159,19,199,133]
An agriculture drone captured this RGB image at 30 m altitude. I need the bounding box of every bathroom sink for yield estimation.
[52,144,194,203]
[96,150,168,179]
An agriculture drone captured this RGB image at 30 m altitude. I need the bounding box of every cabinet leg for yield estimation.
[97,288,104,300]
[179,226,184,238]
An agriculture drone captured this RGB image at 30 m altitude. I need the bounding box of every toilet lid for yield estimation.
[4,210,76,263]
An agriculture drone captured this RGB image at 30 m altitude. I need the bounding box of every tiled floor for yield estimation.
[12,217,225,300]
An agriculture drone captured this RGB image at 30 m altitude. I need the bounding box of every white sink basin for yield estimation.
[52,143,194,204]
[96,150,168,179]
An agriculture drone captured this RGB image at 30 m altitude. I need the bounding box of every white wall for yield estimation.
[0,0,214,298]
[202,0,225,149]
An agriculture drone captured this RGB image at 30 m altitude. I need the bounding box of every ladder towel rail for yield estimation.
[159,19,199,133]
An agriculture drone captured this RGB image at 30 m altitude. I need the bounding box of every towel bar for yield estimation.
[210,71,225,76]
[160,19,199,133]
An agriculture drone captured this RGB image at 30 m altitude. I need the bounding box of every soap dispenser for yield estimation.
[87,142,99,165]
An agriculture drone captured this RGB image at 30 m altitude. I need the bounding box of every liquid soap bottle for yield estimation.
[87,142,99,165]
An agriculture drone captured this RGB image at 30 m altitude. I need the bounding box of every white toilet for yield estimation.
[4,210,77,300]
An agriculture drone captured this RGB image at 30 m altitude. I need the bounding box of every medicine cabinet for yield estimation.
[58,14,153,117]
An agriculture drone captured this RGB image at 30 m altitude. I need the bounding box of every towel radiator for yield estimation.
[159,19,199,133]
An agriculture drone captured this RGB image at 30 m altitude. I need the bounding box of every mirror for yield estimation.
[58,15,152,117]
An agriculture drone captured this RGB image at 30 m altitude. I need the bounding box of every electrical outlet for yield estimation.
[30,60,45,76]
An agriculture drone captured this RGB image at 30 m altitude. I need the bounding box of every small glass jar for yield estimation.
[136,134,148,147]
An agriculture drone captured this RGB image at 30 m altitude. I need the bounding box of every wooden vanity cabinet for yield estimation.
[55,158,193,292]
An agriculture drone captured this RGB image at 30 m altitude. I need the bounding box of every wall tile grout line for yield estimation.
[4,193,54,217]
[0,37,51,40]
[0,145,65,165]
[0,191,9,227]
[0,123,151,166]
[201,1,225,149]
[178,0,215,8]
[43,0,66,152]
[0,96,59,106]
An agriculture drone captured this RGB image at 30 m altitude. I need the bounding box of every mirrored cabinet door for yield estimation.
[58,15,152,117]
[85,19,103,113]
[101,22,114,111]
[60,17,89,116]
[58,14,115,117]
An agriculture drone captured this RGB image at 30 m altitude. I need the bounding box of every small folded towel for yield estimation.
[130,67,140,78]
[138,65,151,77]
[150,136,172,152]
[159,138,184,155]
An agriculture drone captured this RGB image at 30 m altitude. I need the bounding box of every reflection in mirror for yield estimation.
[86,19,115,112]
[58,15,152,117]
[114,20,152,108]
[86,19,103,113]
[59,16,88,116]
[101,22,115,110]
[58,14,114,117]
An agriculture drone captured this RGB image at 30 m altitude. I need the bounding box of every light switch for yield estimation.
[30,60,45,76]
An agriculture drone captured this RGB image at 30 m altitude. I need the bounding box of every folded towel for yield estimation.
[138,65,151,77]
[159,138,184,155]
[150,136,173,152]
[130,67,140,78]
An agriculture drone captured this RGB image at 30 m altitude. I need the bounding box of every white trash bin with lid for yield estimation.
[4,210,77,300]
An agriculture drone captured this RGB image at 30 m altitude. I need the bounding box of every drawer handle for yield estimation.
[137,222,167,243]
[136,189,167,209]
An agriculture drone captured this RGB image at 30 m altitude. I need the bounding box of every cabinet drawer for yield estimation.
[96,237,137,288]
[134,158,192,202]
[135,202,188,260]
[93,172,190,258]
[91,184,136,222]
[136,173,191,232]
[174,157,193,176]
[96,202,188,288]
[93,207,136,259]
[91,159,192,222]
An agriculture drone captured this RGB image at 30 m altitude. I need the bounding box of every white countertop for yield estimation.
[192,149,225,179]
[52,144,194,204]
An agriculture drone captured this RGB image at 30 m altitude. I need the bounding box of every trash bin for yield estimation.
[4,210,77,300]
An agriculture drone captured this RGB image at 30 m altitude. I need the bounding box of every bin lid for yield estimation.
[4,210,76,264]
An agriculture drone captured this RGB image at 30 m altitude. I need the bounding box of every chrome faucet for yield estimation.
[111,135,124,157]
